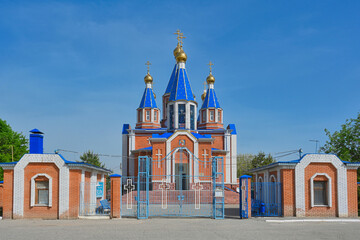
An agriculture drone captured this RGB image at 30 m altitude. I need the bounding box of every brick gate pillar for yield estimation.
[3,170,14,219]
[110,174,121,218]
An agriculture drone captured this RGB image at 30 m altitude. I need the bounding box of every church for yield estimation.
[121,31,238,191]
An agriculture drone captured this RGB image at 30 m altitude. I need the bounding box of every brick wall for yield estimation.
[23,163,59,219]
[69,169,81,218]
[0,183,3,209]
[347,169,358,217]
[281,169,295,217]
[2,170,13,219]
[304,163,337,217]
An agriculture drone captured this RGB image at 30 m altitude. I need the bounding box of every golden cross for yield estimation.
[179,33,186,46]
[145,61,151,73]
[203,81,207,90]
[174,29,181,44]
[208,61,214,73]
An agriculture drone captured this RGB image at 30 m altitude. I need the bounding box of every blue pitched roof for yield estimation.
[227,124,237,135]
[30,128,44,134]
[191,133,211,139]
[201,88,220,109]
[122,124,130,134]
[152,132,173,139]
[164,64,178,94]
[169,66,195,102]
[139,87,157,108]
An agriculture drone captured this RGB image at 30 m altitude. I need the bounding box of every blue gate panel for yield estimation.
[251,182,282,217]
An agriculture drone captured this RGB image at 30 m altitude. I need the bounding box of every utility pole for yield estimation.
[10,145,14,162]
[309,140,319,153]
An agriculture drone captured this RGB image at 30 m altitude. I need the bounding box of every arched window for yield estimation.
[31,174,52,207]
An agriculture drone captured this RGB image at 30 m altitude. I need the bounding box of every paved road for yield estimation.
[1,217,359,240]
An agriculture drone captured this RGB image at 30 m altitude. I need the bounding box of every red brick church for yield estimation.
[121,32,238,190]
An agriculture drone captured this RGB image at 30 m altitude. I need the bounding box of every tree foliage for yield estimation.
[0,119,28,180]
[80,150,105,168]
[237,152,275,177]
[251,151,276,169]
[237,153,254,177]
[320,113,360,162]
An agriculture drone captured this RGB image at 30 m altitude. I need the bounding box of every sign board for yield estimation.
[215,188,224,197]
[96,182,104,198]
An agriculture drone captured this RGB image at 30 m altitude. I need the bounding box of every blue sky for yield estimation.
[1,1,359,173]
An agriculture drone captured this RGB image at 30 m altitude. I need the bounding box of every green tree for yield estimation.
[0,119,28,180]
[80,150,105,168]
[251,151,275,169]
[237,153,254,177]
[320,113,360,162]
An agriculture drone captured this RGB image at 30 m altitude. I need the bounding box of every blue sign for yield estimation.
[96,182,104,198]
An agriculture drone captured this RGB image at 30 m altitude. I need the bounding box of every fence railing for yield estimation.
[251,182,282,217]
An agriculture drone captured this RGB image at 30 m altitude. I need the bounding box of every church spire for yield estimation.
[136,61,161,129]
[199,61,223,129]
[162,30,197,131]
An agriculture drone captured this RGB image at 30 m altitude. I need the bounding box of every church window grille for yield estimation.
[210,111,214,121]
[178,104,186,129]
[154,111,157,122]
[169,105,174,130]
[202,110,206,123]
[146,111,150,121]
[190,105,195,130]
[217,110,221,122]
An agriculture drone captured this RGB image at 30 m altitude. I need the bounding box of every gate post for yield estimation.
[110,174,122,219]
[239,175,252,219]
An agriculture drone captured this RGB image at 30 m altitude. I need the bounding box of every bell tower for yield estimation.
[136,61,161,129]
[198,61,224,129]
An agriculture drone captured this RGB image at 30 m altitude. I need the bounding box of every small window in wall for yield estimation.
[210,111,214,121]
[202,110,206,123]
[146,111,150,121]
[217,110,221,122]
[139,111,143,122]
[314,181,327,205]
[154,111,157,122]
[36,181,49,205]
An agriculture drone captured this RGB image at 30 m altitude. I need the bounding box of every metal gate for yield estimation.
[120,148,224,219]
[251,182,282,217]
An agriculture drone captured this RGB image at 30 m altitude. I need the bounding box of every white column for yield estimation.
[224,132,231,183]
[185,103,190,129]
[231,134,237,184]
[166,140,171,182]
[129,131,135,176]
[194,141,199,182]
[80,170,85,214]
[90,172,97,209]
[122,134,128,176]
[174,103,178,129]
[151,109,154,122]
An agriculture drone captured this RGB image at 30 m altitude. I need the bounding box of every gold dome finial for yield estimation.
[206,61,215,84]
[201,81,207,101]
[176,48,187,62]
[144,61,153,84]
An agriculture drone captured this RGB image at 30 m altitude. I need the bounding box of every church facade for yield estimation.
[121,34,237,189]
